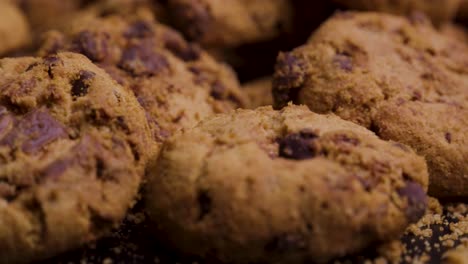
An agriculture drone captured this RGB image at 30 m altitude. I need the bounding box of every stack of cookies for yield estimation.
[0,1,466,263]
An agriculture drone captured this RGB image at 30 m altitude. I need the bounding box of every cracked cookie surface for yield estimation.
[39,13,246,145]
[273,12,468,198]
[145,105,429,263]
[0,52,151,264]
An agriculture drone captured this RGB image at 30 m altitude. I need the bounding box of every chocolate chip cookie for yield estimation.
[0,1,31,55]
[39,13,246,144]
[0,52,152,263]
[167,0,293,47]
[273,12,468,198]
[243,76,274,109]
[145,105,429,263]
[332,0,461,25]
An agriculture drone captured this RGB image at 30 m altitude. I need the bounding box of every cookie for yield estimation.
[440,23,468,43]
[39,13,246,144]
[145,105,429,263]
[16,0,86,42]
[272,12,468,198]
[332,0,461,25]
[77,0,168,23]
[0,52,151,263]
[243,77,273,109]
[167,0,293,47]
[0,1,31,55]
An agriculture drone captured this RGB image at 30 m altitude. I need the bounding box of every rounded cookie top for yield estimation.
[0,1,31,55]
[273,12,468,198]
[39,14,246,144]
[0,52,151,263]
[15,0,85,42]
[332,0,461,25]
[145,105,429,263]
[167,0,293,47]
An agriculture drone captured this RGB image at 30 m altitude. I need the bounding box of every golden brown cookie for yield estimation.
[167,0,293,47]
[0,1,31,55]
[39,13,246,144]
[272,12,468,198]
[0,52,151,263]
[145,105,429,264]
[333,0,461,25]
[243,76,273,109]
[15,0,85,41]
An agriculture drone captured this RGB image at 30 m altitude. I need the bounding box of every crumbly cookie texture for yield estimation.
[39,13,246,145]
[0,1,31,55]
[332,0,461,25]
[0,52,151,264]
[243,76,273,109]
[167,0,293,47]
[145,105,429,264]
[273,12,468,198]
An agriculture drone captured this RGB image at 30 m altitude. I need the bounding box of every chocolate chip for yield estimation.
[72,31,109,62]
[119,42,169,77]
[397,181,428,223]
[163,31,201,61]
[445,132,452,144]
[43,55,61,79]
[333,53,353,72]
[0,109,67,154]
[124,20,154,39]
[197,190,212,221]
[210,81,225,100]
[25,62,39,72]
[265,233,307,252]
[116,116,130,134]
[272,52,307,109]
[71,70,95,97]
[278,131,319,160]
[411,90,422,101]
[41,159,71,181]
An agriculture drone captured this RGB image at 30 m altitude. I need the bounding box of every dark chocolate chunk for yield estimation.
[124,20,154,39]
[397,181,428,223]
[72,31,109,62]
[210,81,225,100]
[0,108,67,154]
[71,70,96,97]
[278,131,319,160]
[445,132,452,144]
[119,42,169,77]
[163,31,201,61]
[272,52,307,109]
[333,53,353,72]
